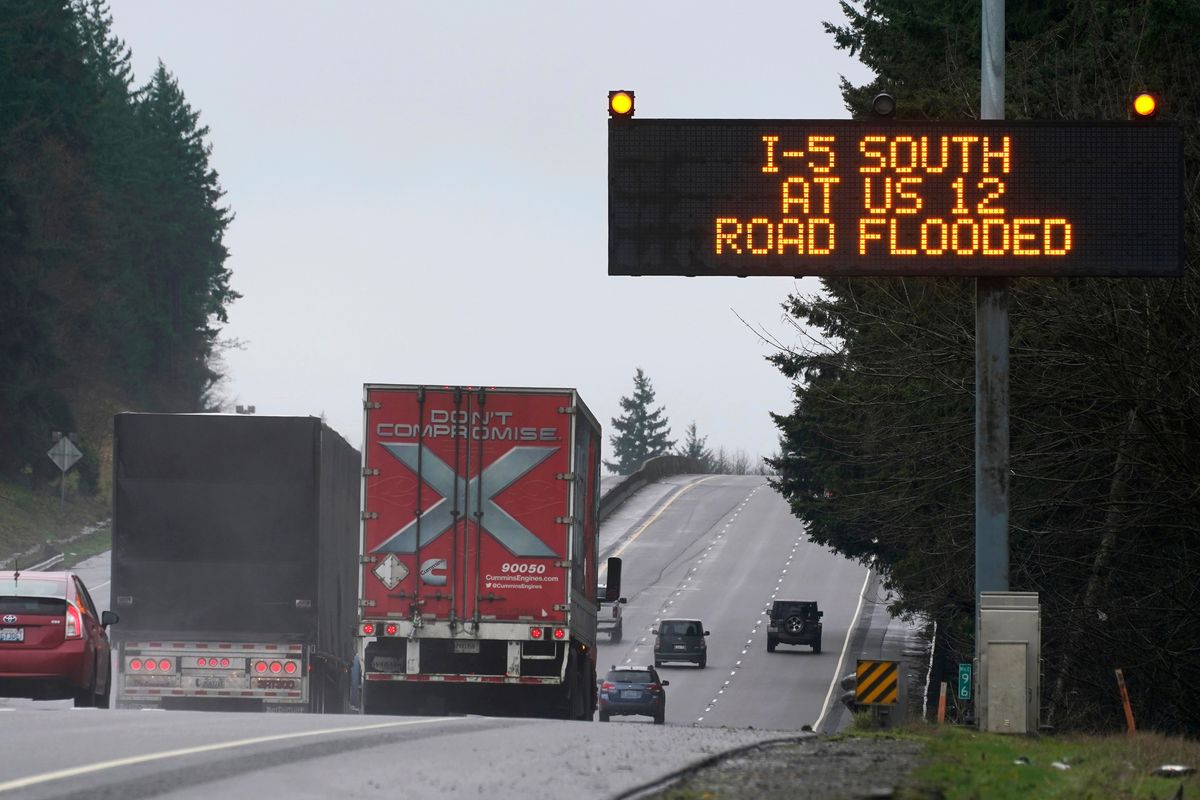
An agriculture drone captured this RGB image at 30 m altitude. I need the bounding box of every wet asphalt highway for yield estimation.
[1,475,870,798]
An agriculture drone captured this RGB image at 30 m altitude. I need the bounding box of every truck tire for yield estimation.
[571,654,589,720]
[361,682,382,716]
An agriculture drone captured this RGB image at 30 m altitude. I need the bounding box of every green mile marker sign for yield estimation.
[958,662,973,701]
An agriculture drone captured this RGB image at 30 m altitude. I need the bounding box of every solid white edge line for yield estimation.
[0,717,457,794]
[813,566,874,732]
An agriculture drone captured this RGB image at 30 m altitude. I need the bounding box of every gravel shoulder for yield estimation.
[639,735,928,800]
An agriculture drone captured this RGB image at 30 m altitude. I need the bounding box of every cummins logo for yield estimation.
[420,558,448,586]
[372,444,559,558]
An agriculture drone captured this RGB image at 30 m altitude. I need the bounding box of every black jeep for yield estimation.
[767,600,822,653]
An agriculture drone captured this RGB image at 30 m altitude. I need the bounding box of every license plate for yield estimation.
[674,645,686,650]
[620,690,641,699]
[198,677,227,689]
[0,628,23,642]
[453,640,480,654]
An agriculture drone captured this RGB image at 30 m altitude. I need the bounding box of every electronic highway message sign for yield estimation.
[608,120,1182,278]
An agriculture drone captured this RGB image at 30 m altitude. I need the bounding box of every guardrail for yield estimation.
[1,551,65,571]
[598,454,707,522]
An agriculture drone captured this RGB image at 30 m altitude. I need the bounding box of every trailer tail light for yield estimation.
[158,659,172,673]
[194,656,232,669]
[255,661,267,674]
[129,659,143,671]
[284,661,298,674]
[361,622,376,636]
[530,627,543,640]
[553,628,566,640]
[145,659,157,671]
[269,661,282,674]
[64,604,82,639]
[384,623,398,636]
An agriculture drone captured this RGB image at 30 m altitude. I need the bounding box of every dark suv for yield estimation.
[767,600,822,653]
[653,618,709,668]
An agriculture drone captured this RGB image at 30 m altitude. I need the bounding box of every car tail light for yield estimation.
[600,681,615,691]
[530,627,543,639]
[361,622,376,636]
[384,623,398,636]
[255,661,267,674]
[648,683,662,692]
[284,661,298,674]
[270,661,282,674]
[130,659,143,671]
[64,604,82,639]
[553,628,566,640]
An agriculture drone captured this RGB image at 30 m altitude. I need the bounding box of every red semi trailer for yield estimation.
[355,385,618,719]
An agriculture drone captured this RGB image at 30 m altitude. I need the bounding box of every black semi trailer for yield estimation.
[110,413,359,712]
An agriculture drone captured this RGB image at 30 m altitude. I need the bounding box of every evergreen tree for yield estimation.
[134,61,237,409]
[0,0,96,481]
[677,421,714,472]
[605,368,675,474]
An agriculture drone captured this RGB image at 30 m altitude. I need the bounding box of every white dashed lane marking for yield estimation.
[694,486,817,725]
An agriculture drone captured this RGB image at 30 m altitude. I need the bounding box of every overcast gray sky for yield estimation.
[108,1,872,466]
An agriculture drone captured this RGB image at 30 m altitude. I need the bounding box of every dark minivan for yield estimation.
[653,618,709,668]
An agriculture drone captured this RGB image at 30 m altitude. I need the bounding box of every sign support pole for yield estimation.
[975,0,1010,723]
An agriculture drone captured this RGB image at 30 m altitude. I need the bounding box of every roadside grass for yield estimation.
[0,479,110,567]
[845,722,1200,800]
[60,523,112,568]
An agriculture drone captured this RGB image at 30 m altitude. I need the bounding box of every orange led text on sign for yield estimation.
[714,133,1073,259]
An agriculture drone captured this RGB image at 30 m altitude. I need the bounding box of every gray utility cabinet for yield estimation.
[977,592,1040,734]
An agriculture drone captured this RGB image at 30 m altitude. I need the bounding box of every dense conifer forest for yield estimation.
[0,1,236,492]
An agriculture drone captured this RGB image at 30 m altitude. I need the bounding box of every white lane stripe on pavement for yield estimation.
[0,717,458,794]
[813,567,874,732]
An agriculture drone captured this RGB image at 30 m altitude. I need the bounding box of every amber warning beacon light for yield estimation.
[609,90,634,118]
[1132,92,1158,119]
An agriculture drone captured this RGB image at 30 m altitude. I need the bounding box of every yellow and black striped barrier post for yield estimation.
[856,659,900,706]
